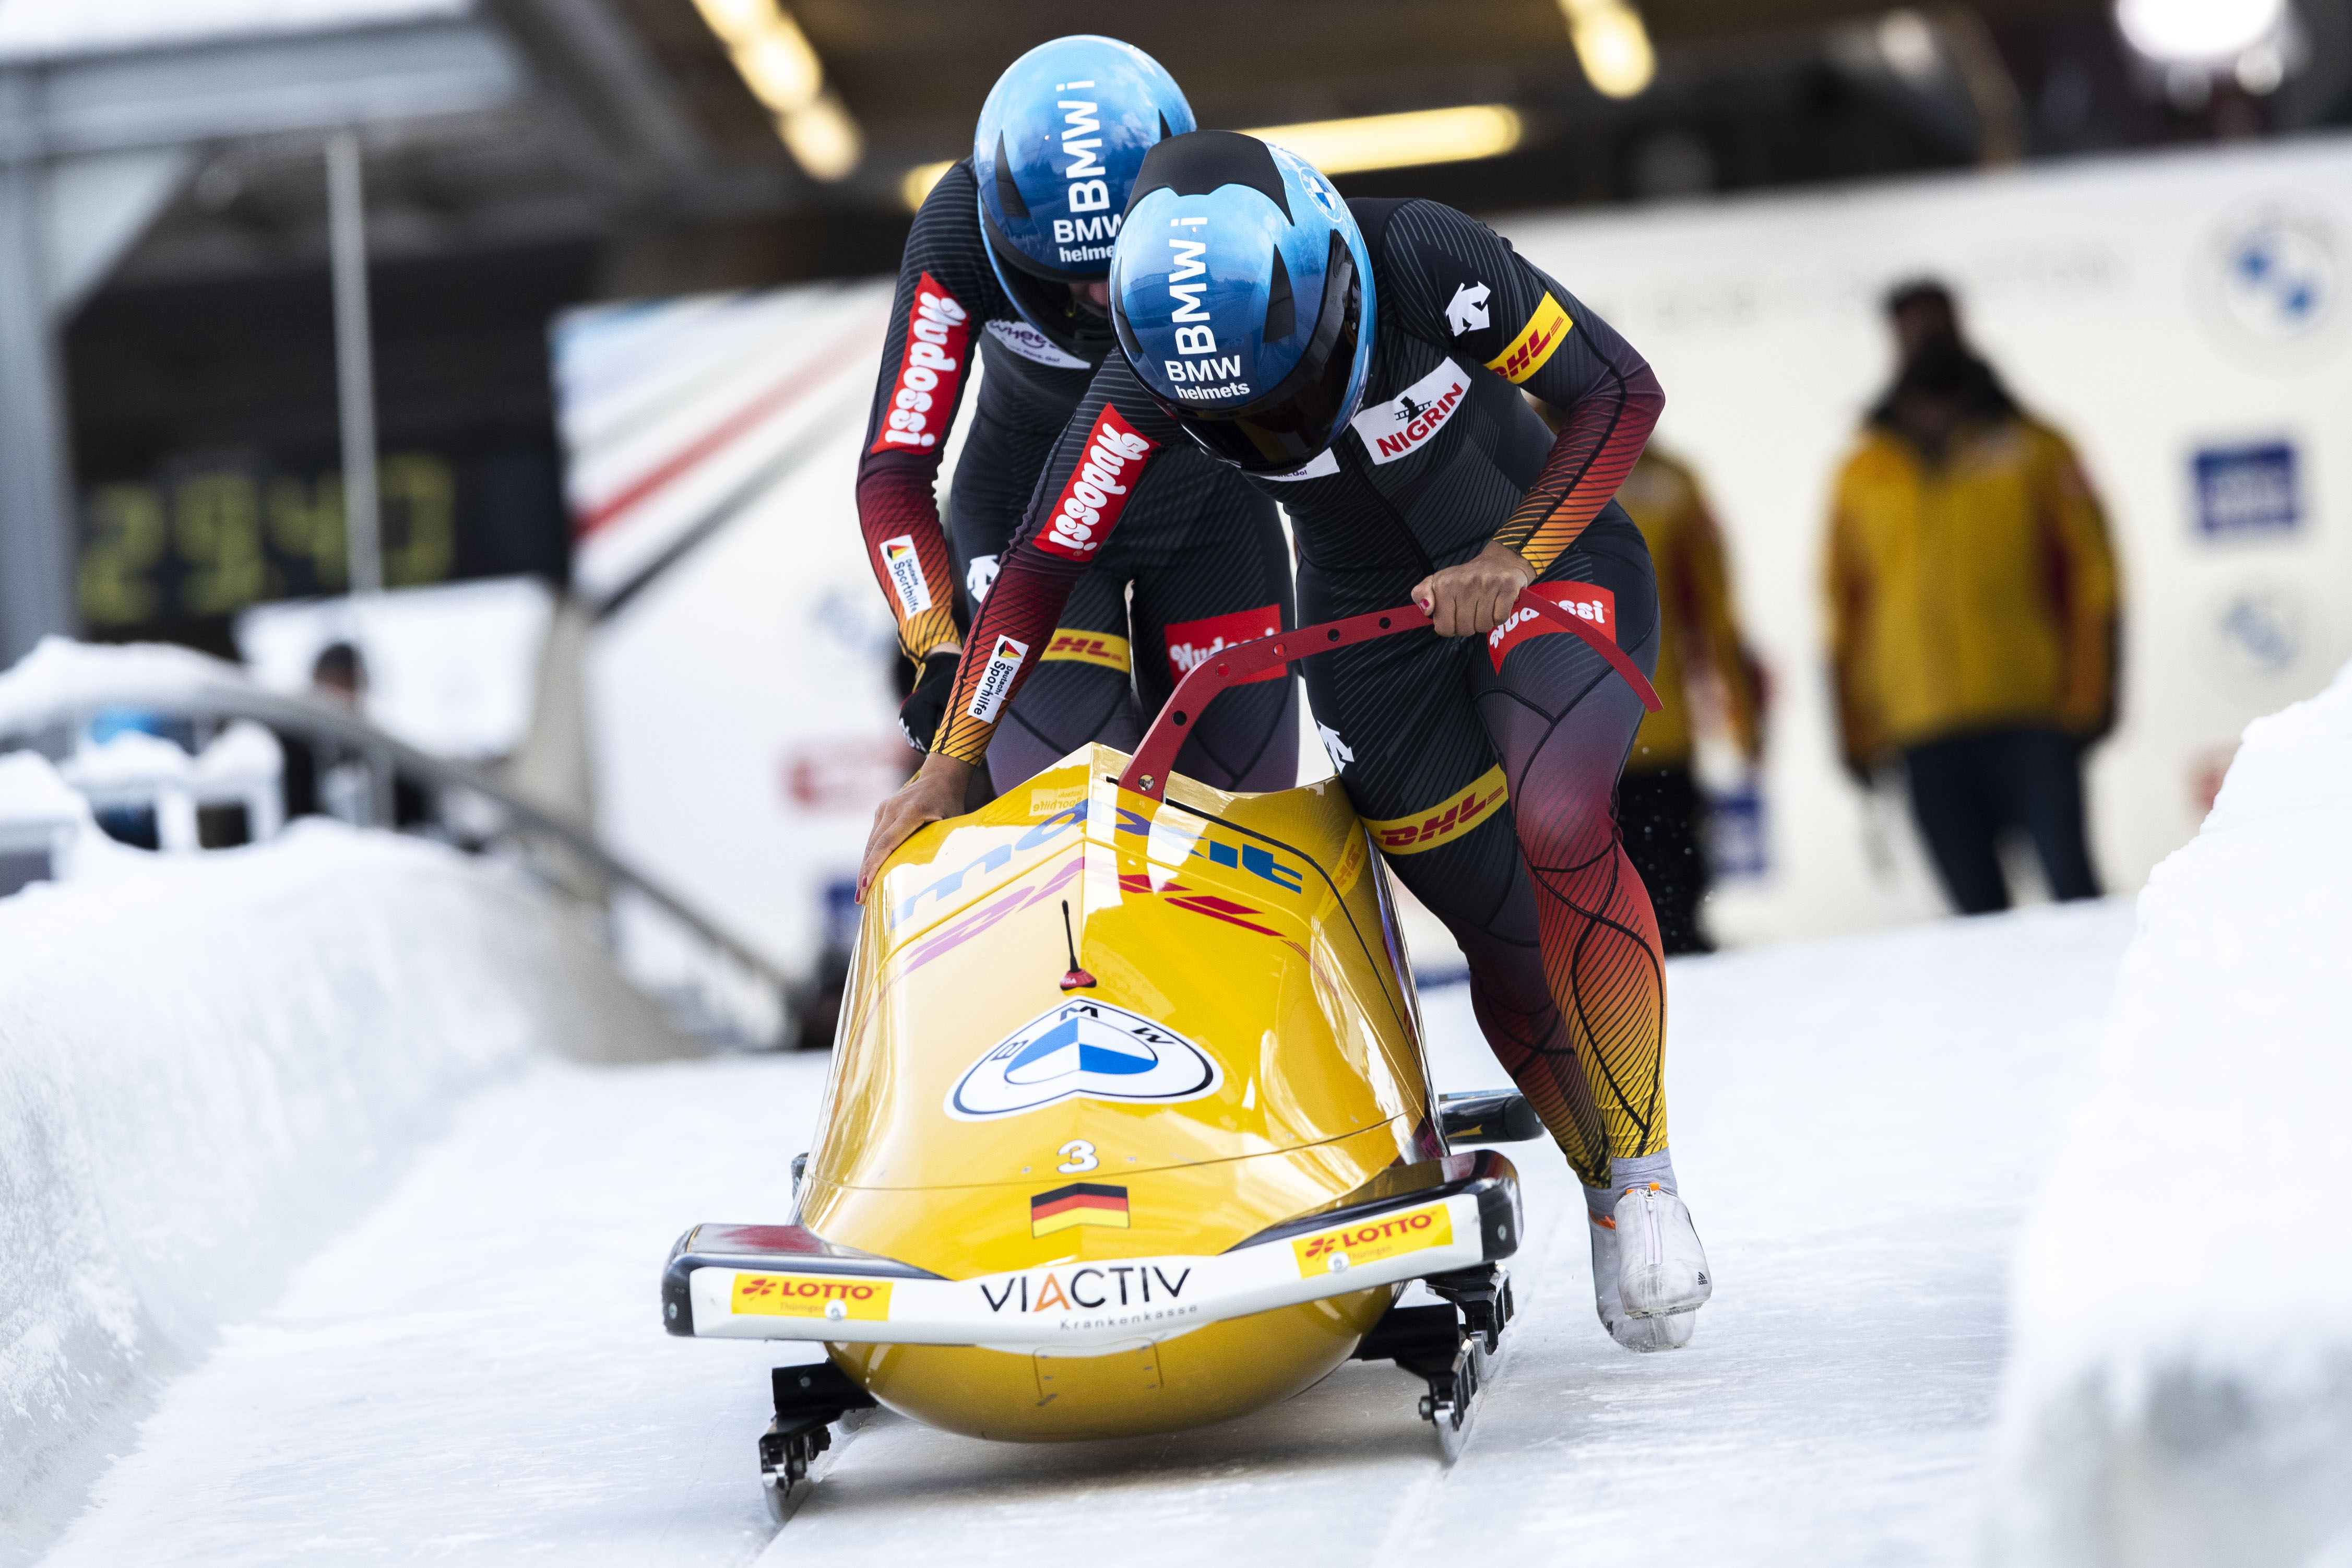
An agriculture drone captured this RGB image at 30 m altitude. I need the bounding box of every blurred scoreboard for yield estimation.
[74,444,569,648]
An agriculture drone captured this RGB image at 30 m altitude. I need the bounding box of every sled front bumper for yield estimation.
[663,1150,1521,1351]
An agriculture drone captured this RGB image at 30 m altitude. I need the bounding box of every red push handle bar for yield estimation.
[1116,587,1661,801]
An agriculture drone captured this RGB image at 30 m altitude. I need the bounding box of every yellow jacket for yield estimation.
[1618,450,1763,773]
[1825,415,2119,767]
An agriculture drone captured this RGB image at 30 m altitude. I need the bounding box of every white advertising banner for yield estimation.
[559,281,982,1002]
[1500,133,2352,942]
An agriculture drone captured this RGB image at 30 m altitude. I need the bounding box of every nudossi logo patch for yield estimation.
[1037,406,1156,560]
[1350,359,1469,465]
[871,273,969,453]
[1163,603,1284,686]
[1487,582,1617,672]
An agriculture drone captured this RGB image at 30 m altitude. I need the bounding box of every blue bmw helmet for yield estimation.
[973,37,1194,355]
[1110,132,1375,474]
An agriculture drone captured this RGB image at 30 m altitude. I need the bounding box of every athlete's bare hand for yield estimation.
[1413,542,1538,638]
[858,753,975,901]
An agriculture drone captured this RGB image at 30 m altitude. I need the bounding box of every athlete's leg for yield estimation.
[1126,472,1298,792]
[1296,581,1576,1168]
[1468,510,1667,1187]
[1475,516,1708,1337]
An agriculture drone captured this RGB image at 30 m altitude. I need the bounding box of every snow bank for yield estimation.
[0,816,683,1538]
[1991,664,2352,1564]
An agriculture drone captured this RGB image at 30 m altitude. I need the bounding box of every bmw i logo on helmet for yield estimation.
[1110,133,1377,476]
[944,999,1222,1121]
[973,37,1193,355]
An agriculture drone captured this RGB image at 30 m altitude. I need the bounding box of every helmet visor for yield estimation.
[1130,233,1362,476]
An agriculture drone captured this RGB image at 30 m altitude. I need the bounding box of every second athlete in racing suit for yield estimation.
[856,41,1296,795]
[866,132,1712,1352]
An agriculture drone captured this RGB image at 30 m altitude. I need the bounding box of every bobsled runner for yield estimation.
[663,592,1659,1517]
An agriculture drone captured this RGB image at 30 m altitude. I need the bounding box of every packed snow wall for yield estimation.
[0,801,684,1538]
[1991,662,2352,1564]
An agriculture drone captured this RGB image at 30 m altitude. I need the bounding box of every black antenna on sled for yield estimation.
[1059,900,1096,991]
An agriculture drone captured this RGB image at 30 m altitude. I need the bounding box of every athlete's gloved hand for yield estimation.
[1413,541,1539,638]
[897,651,961,752]
[858,752,974,902]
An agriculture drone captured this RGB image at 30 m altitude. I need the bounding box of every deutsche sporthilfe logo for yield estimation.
[944,999,1222,1121]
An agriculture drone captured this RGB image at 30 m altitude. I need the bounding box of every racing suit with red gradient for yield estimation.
[856,158,1296,792]
[932,197,1667,1190]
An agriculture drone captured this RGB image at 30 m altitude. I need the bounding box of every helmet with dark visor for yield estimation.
[1116,231,1362,474]
[1111,132,1375,477]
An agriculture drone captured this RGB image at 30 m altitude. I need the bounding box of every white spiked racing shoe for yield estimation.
[1614,1183,1712,1320]
[1587,1206,1697,1352]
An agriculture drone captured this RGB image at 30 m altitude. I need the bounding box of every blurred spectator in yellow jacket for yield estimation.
[1825,280,2120,916]
[1616,449,1765,954]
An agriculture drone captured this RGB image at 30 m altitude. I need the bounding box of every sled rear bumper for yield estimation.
[663,1150,1521,1352]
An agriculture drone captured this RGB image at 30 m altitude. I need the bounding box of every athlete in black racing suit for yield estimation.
[856,158,1297,793]
[866,135,1712,1351]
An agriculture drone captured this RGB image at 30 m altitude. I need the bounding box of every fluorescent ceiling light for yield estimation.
[900,103,1525,216]
[781,94,862,183]
[733,25,822,115]
[1242,105,1524,176]
[1557,0,1656,99]
[689,0,861,180]
[2115,0,2284,63]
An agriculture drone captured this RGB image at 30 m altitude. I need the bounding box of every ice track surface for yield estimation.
[32,901,2134,1568]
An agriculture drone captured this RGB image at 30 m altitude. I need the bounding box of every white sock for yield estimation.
[1610,1149,1677,1196]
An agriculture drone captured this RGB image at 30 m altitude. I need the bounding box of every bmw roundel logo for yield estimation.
[1304,174,1344,221]
[2220,213,2332,342]
[944,1000,1222,1121]
[2195,203,2342,371]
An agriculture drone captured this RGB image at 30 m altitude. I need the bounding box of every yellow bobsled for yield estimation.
[664,595,1652,1514]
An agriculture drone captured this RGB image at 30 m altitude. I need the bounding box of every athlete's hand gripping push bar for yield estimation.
[1118,587,1662,802]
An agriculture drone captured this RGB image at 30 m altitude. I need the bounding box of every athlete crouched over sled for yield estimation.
[862,131,1710,1351]
[855,36,1296,797]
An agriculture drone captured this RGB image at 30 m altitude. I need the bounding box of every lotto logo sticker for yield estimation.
[730,1273,893,1321]
[966,635,1030,723]
[1164,603,1284,685]
[879,534,933,616]
[1037,406,1156,560]
[1484,292,1573,385]
[1292,1203,1454,1277]
[871,272,969,454]
[1487,583,1617,673]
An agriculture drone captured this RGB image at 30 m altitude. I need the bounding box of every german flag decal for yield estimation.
[1030,1182,1131,1237]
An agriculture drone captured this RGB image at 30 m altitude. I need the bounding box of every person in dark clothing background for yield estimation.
[1611,447,1765,953]
[1824,280,2121,916]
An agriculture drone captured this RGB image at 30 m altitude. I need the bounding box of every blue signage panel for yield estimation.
[2193,442,2300,538]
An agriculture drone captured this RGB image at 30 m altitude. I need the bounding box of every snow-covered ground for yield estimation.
[17,898,2137,1567]
[0,815,683,1566]
[1992,666,2352,1565]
